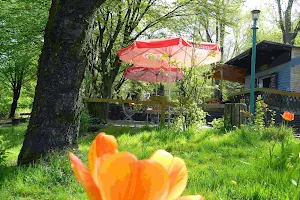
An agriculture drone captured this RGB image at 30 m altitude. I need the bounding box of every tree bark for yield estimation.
[98,75,112,122]
[9,86,21,118]
[18,0,106,165]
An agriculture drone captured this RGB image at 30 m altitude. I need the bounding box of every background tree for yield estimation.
[0,50,38,118]
[274,0,300,45]
[0,0,49,118]
[84,0,190,121]
[18,0,107,164]
[181,0,243,99]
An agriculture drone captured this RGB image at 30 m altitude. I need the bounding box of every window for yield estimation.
[262,77,271,88]
[257,73,277,89]
[258,76,271,88]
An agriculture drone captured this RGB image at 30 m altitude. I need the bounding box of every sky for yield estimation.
[244,0,266,10]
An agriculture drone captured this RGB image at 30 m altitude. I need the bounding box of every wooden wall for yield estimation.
[291,64,300,92]
[244,49,300,92]
[244,62,291,91]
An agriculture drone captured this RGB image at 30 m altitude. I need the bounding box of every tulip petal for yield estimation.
[88,132,118,185]
[165,157,188,200]
[69,152,101,200]
[150,150,188,200]
[149,149,174,171]
[132,159,169,200]
[282,111,294,121]
[97,152,139,200]
[177,195,205,200]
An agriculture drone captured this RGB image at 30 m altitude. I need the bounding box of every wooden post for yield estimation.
[159,96,169,127]
[224,103,232,127]
[220,66,223,100]
[224,103,247,128]
[160,101,166,127]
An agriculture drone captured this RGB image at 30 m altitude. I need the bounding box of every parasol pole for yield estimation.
[168,59,171,127]
[156,71,158,95]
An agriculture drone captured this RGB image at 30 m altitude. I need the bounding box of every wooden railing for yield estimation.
[84,96,175,127]
[228,88,300,114]
[84,97,225,126]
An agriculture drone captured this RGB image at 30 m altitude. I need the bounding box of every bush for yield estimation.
[210,117,232,133]
[0,136,9,165]
[0,98,10,119]
[253,95,276,129]
[210,117,224,129]
[172,101,206,131]
[79,109,93,135]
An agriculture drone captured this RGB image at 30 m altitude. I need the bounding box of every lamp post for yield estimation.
[250,9,260,116]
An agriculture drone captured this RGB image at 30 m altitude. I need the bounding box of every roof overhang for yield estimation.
[212,64,246,83]
[225,40,300,76]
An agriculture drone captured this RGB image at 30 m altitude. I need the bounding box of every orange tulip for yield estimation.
[70,132,204,200]
[281,111,294,121]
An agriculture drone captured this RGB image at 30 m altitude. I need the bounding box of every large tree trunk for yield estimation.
[98,76,112,122]
[9,86,21,118]
[18,0,106,165]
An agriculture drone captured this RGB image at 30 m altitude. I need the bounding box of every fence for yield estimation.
[84,97,225,127]
[228,88,300,133]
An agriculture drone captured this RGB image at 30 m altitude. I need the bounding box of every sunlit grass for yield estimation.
[0,123,299,199]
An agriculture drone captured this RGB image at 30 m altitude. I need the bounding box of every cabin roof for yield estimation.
[225,40,300,75]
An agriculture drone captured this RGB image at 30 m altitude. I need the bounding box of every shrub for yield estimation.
[79,109,93,135]
[0,136,9,165]
[254,95,276,129]
[210,117,232,132]
[172,101,206,131]
[0,99,10,119]
[210,117,224,129]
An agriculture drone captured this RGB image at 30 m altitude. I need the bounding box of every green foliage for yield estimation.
[221,81,244,101]
[0,85,11,119]
[254,95,267,129]
[210,117,224,129]
[79,108,93,135]
[253,95,276,130]
[172,66,214,130]
[210,117,232,133]
[0,0,50,117]
[0,136,10,165]
[173,99,207,131]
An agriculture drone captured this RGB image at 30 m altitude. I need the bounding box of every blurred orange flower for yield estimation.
[240,110,252,118]
[70,132,204,200]
[281,111,294,121]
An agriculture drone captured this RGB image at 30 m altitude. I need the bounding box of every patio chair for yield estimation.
[121,103,136,126]
[145,106,161,124]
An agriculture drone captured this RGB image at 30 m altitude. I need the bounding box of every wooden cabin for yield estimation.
[212,41,300,134]
[216,40,300,92]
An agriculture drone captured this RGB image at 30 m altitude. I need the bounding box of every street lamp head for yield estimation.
[251,9,260,20]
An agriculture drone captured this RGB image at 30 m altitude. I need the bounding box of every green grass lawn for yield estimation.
[0,124,299,199]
